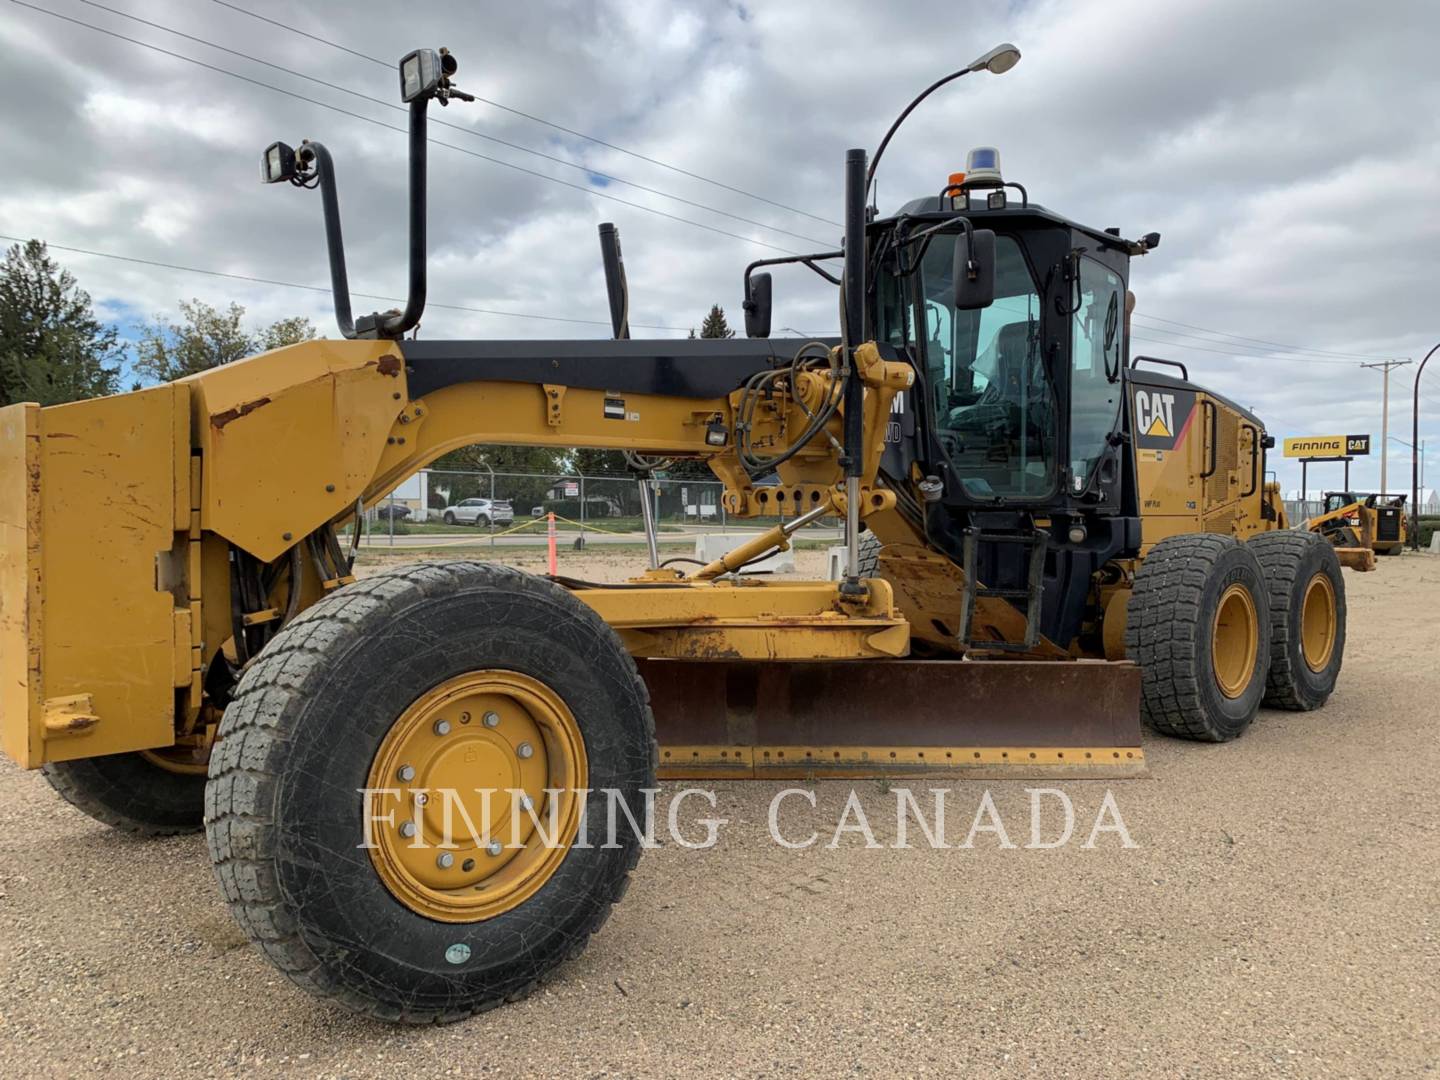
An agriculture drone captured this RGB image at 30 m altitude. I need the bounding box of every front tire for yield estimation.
[1246,531,1345,710]
[442,512,456,525]
[1126,534,1271,742]
[43,750,207,836]
[205,562,656,1022]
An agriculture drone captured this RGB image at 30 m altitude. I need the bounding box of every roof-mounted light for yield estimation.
[964,146,1003,186]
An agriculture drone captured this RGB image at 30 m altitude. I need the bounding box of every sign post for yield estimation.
[1284,435,1370,501]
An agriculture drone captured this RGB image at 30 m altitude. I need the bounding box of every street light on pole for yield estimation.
[865,42,1022,208]
[1411,342,1440,548]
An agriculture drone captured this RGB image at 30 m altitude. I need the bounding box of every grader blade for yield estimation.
[638,659,1145,779]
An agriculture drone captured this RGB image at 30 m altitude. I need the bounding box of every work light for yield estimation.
[399,48,442,103]
[260,141,296,184]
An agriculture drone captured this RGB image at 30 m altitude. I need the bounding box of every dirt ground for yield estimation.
[0,550,1436,1078]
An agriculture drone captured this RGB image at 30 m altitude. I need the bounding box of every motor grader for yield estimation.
[0,44,1346,1022]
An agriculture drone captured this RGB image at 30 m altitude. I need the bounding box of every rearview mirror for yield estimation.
[744,271,772,338]
[952,228,996,311]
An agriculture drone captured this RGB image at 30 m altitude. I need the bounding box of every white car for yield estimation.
[441,498,513,527]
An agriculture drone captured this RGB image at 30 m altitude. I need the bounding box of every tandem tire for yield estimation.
[1125,533,1271,742]
[205,561,657,1023]
[856,531,882,577]
[1245,530,1346,710]
[42,751,207,836]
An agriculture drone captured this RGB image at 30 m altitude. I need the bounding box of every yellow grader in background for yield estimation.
[1305,491,1408,569]
[0,44,1346,1021]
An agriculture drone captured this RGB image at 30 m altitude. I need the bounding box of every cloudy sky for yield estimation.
[2,0,1437,497]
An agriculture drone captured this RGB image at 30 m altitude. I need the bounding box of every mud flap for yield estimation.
[638,658,1145,779]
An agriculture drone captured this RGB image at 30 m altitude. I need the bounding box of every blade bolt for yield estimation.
[399,821,417,838]
[486,840,503,856]
[433,719,452,736]
[483,711,500,727]
[516,742,534,759]
[436,852,455,869]
[397,765,416,782]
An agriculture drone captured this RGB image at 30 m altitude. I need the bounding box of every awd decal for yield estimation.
[1132,386,1196,451]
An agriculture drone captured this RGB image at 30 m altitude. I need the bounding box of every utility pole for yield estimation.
[1361,359,1412,492]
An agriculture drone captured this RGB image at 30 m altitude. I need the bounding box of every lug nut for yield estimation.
[399,821,417,838]
[433,719,452,736]
[516,742,534,759]
[414,792,429,806]
[518,794,535,813]
[486,840,503,857]
[483,711,500,728]
[437,852,455,869]
[397,764,416,782]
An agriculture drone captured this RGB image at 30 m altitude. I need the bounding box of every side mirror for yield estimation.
[952,228,996,311]
[744,271,773,338]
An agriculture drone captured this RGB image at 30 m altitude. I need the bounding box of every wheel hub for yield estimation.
[1300,571,1337,673]
[367,670,587,922]
[1211,583,1258,699]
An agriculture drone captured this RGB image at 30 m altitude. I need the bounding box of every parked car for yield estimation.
[441,498,514,527]
[373,503,411,523]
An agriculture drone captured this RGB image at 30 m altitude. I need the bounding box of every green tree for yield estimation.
[134,300,316,383]
[0,240,122,406]
[255,315,316,353]
[699,304,735,339]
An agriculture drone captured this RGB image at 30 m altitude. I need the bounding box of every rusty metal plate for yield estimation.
[637,658,1144,778]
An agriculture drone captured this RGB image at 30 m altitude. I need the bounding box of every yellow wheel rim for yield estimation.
[1211,583,1258,699]
[141,733,214,776]
[1300,572,1337,673]
[367,671,587,923]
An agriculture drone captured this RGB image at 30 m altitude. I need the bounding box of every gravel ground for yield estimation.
[0,553,1436,1078]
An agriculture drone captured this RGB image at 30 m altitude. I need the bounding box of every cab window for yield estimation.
[1068,257,1124,488]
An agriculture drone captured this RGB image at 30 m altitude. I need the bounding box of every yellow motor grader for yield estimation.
[0,44,1345,1021]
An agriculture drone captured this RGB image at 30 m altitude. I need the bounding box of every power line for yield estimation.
[1130,315,1398,363]
[8,0,811,256]
[206,0,842,228]
[0,234,692,332]
[1130,332,1357,365]
[70,0,832,249]
[1132,312,1400,361]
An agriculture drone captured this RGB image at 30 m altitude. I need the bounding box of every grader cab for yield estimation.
[0,43,1347,1021]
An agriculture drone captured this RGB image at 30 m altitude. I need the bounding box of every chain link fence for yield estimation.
[1284,499,1324,525]
[359,468,838,548]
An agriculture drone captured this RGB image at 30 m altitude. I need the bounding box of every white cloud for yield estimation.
[0,0,1437,494]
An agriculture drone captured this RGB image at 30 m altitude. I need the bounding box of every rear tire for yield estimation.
[1126,534,1271,742]
[43,752,206,836]
[1246,531,1345,710]
[205,561,656,1023]
[856,531,882,577]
